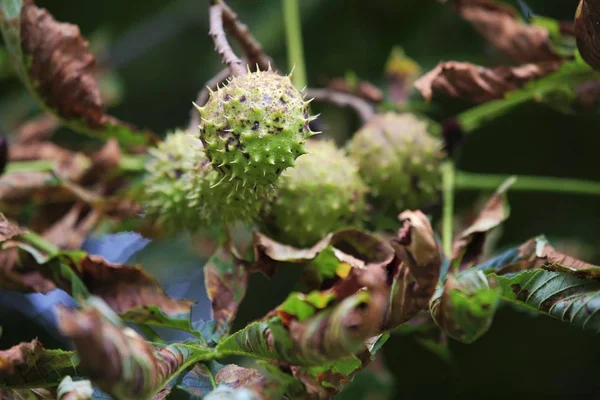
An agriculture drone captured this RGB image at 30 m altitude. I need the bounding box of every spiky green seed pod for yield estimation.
[141,130,214,231]
[141,130,273,231]
[196,69,316,188]
[347,112,444,213]
[261,140,368,247]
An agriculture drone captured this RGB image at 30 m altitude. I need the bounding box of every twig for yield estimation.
[221,0,273,70]
[209,1,246,77]
[188,68,232,130]
[305,88,376,124]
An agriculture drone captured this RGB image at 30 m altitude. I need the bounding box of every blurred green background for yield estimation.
[2,0,600,398]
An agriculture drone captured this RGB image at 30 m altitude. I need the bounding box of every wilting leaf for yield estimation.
[452,177,514,270]
[450,0,565,63]
[386,210,442,329]
[0,0,154,146]
[415,61,562,102]
[204,245,249,339]
[119,305,205,342]
[0,171,59,201]
[57,376,93,400]
[58,297,214,400]
[576,0,600,71]
[0,339,78,388]
[430,270,501,343]
[252,229,394,281]
[218,291,380,366]
[494,269,600,332]
[475,236,600,279]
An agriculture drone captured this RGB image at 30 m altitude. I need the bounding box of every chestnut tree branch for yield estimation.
[305,88,376,124]
[209,1,246,77]
[221,0,273,70]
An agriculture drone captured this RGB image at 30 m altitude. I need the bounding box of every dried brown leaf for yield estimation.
[386,210,442,328]
[0,171,57,201]
[8,141,73,161]
[15,114,60,144]
[58,300,200,399]
[576,0,600,71]
[0,339,77,387]
[450,0,563,64]
[6,2,155,145]
[415,61,562,102]
[204,245,249,336]
[42,203,101,250]
[77,254,194,316]
[452,178,513,269]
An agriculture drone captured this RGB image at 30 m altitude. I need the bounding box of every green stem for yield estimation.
[282,0,307,89]
[19,231,59,255]
[458,90,536,133]
[5,154,147,174]
[456,171,600,195]
[5,159,54,173]
[441,160,455,259]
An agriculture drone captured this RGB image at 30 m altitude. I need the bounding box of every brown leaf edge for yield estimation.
[415,61,562,103]
[452,177,514,269]
[450,0,566,64]
[0,0,156,146]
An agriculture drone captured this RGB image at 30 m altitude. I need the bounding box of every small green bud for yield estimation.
[261,140,368,247]
[347,112,444,213]
[196,69,316,188]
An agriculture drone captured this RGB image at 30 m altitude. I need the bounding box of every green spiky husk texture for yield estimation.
[347,112,444,213]
[197,70,315,188]
[141,130,272,231]
[262,140,368,247]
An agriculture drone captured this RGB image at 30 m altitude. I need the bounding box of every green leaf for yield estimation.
[0,339,78,389]
[278,291,335,321]
[0,0,154,146]
[494,269,600,332]
[430,270,501,343]
[119,305,206,343]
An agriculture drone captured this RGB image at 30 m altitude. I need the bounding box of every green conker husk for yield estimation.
[347,112,444,214]
[261,139,368,247]
[196,69,316,188]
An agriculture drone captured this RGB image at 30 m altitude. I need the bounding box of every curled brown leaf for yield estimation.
[204,245,249,336]
[452,178,513,269]
[415,61,561,102]
[386,210,442,328]
[575,0,600,71]
[450,0,564,64]
[0,339,77,387]
[15,1,154,145]
[58,299,193,399]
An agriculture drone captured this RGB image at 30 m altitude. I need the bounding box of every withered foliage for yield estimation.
[415,61,561,102]
[576,0,600,71]
[449,0,565,64]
